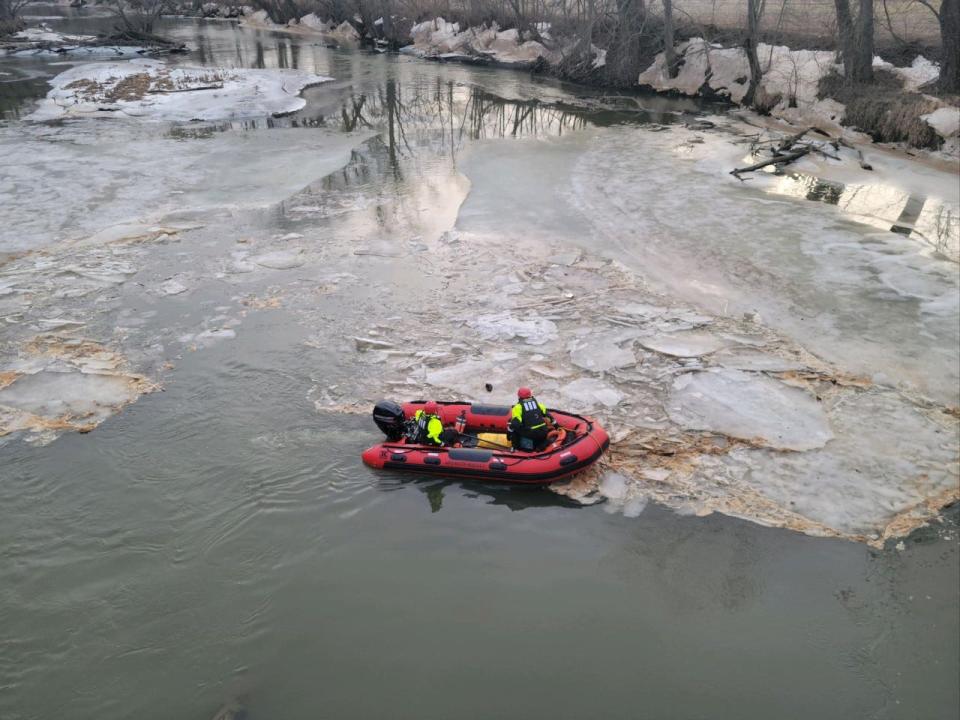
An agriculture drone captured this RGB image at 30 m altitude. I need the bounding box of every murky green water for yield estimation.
[1,10,958,720]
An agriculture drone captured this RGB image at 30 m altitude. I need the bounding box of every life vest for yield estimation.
[511,397,547,431]
[412,409,443,445]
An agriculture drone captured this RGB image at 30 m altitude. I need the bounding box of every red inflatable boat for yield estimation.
[361,400,610,485]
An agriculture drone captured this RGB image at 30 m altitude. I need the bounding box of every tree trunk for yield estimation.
[834,0,873,83]
[940,0,959,93]
[834,0,856,80]
[743,0,764,106]
[853,0,874,83]
[663,0,677,78]
[604,0,646,87]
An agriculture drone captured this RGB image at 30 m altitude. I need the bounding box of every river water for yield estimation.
[1,10,958,720]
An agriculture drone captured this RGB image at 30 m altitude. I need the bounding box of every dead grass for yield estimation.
[819,68,943,149]
[105,73,153,102]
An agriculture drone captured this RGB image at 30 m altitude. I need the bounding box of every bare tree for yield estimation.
[662,0,677,78]
[743,0,765,106]
[605,0,649,87]
[833,0,874,83]
[912,0,959,93]
[111,0,171,36]
[0,0,30,36]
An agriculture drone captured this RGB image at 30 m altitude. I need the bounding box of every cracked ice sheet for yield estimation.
[704,389,959,539]
[327,128,959,543]
[322,220,957,543]
[0,121,369,254]
[667,369,834,451]
[0,336,155,444]
[563,124,960,405]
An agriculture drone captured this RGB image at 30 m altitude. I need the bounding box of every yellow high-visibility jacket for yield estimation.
[510,398,548,430]
[413,409,443,445]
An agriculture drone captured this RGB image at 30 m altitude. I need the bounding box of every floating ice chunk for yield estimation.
[619,302,662,317]
[35,318,86,331]
[599,472,629,500]
[668,369,833,451]
[159,279,188,296]
[569,341,635,372]
[424,359,515,396]
[711,350,805,372]
[529,362,571,379]
[622,496,649,517]
[0,371,139,422]
[354,337,395,352]
[467,312,558,345]
[560,377,624,408]
[548,251,581,266]
[599,472,650,517]
[729,390,960,536]
[639,331,728,357]
[251,249,305,269]
[191,329,237,346]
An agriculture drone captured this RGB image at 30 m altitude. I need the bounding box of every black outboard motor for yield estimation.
[372,400,407,441]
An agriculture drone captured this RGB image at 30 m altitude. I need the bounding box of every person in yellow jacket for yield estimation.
[508,387,553,451]
[409,401,445,446]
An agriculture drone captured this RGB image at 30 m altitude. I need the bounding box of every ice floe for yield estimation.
[466,312,558,345]
[667,369,834,451]
[0,335,155,443]
[30,59,332,121]
[639,331,728,358]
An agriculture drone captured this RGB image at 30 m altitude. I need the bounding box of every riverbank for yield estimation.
[235,9,959,158]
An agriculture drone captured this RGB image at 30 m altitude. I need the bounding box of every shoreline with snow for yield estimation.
[0,24,186,57]
[238,11,959,160]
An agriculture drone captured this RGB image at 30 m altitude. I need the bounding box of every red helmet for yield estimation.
[424,401,439,415]
[517,387,532,399]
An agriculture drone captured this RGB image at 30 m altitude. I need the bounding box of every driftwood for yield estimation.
[1,32,186,55]
[775,127,813,152]
[731,147,812,178]
[148,84,224,94]
[730,124,851,179]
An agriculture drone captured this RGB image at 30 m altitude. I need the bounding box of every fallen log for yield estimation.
[730,146,811,179]
[775,127,814,152]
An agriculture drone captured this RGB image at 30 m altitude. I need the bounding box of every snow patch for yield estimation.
[891,55,940,92]
[30,59,332,122]
[401,17,561,66]
[922,107,960,139]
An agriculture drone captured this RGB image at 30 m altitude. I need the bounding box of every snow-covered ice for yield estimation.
[30,59,332,121]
